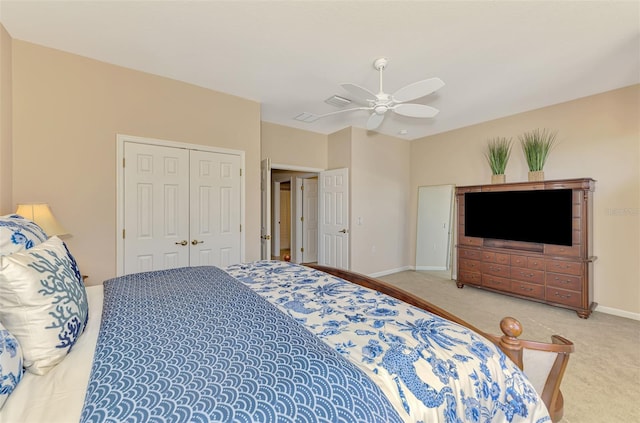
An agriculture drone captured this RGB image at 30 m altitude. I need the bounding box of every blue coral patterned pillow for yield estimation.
[0,322,23,409]
[0,236,88,375]
[0,214,48,256]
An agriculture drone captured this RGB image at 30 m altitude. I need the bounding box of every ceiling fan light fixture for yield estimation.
[374,105,388,115]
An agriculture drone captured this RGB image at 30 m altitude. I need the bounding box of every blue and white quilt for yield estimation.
[80,266,403,423]
[80,261,550,422]
[226,261,551,423]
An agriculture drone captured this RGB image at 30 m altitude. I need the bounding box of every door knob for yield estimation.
[175,240,188,246]
[191,240,204,245]
[339,229,349,234]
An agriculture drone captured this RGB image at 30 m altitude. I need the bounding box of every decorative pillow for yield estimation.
[0,322,23,409]
[0,236,88,375]
[0,214,48,256]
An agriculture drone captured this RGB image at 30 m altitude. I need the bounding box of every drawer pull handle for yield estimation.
[554,291,572,299]
[519,286,534,292]
[554,277,571,284]
[519,272,534,278]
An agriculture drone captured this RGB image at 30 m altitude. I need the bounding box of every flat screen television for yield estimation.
[464,189,573,246]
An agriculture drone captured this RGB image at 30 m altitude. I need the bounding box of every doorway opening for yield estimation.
[272,169,318,264]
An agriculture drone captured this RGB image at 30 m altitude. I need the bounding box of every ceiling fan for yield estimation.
[299,57,444,130]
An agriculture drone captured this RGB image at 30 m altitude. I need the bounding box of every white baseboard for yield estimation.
[368,266,412,278]
[415,265,447,271]
[595,305,640,321]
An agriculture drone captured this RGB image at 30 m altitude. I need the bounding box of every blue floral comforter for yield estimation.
[226,261,551,423]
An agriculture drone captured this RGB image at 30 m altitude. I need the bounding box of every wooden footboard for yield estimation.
[307,264,574,422]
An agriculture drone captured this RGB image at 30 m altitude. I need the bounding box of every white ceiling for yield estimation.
[1,1,638,140]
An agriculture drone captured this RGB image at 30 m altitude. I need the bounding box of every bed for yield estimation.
[0,218,573,423]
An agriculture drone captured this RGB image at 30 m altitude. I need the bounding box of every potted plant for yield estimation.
[519,128,557,181]
[485,137,512,184]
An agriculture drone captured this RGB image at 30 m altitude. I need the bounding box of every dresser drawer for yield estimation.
[481,262,510,278]
[459,258,481,272]
[482,251,509,264]
[546,287,583,308]
[511,281,545,300]
[459,236,483,247]
[459,248,482,261]
[482,274,510,290]
[527,257,545,271]
[458,270,481,285]
[511,255,528,268]
[545,244,581,257]
[510,267,544,285]
[545,259,582,276]
[546,272,582,291]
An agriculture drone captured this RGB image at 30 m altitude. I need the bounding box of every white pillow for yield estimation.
[0,322,23,409]
[0,236,88,375]
[0,214,48,256]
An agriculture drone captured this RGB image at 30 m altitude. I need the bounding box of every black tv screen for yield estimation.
[464,189,573,246]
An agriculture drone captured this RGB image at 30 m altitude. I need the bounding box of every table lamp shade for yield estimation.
[15,203,68,237]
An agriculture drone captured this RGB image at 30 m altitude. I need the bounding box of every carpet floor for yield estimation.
[378,270,640,423]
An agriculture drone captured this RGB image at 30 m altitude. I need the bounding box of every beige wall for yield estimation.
[409,85,640,316]
[6,31,637,316]
[11,41,261,285]
[261,121,327,169]
[0,24,12,214]
[351,128,411,275]
[327,127,351,170]
[263,124,412,276]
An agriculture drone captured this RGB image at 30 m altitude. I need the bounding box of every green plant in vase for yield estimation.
[485,137,512,183]
[520,128,557,181]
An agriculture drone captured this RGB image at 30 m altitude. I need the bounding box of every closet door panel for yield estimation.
[190,150,242,267]
[123,143,190,274]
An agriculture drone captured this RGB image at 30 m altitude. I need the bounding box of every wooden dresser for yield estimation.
[455,178,596,318]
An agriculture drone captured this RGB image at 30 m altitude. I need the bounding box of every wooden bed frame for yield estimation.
[308,264,574,422]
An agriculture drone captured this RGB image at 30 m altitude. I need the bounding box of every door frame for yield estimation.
[415,184,455,272]
[116,134,246,276]
[264,163,323,262]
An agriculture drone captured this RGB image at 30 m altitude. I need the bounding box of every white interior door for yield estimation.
[293,177,303,264]
[318,168,349,269]
[302,178,318,263]
[189,150,241,267]
[120,137,244,275]
[123,142,190,274]
[260,158,271,259]
[271,181,281,257]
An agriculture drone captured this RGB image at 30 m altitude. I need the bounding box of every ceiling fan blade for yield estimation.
[366,112,385,130]
[393,103,440,118]
[392,77,445,103]
[341,83,376,104]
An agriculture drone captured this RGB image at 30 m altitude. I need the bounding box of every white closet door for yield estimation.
[189,150,242,267]
[123,142,190,274]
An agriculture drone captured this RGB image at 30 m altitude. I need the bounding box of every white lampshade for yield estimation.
[15,203,68,237]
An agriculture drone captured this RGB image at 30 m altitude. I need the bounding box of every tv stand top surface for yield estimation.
[457,178,595,192]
